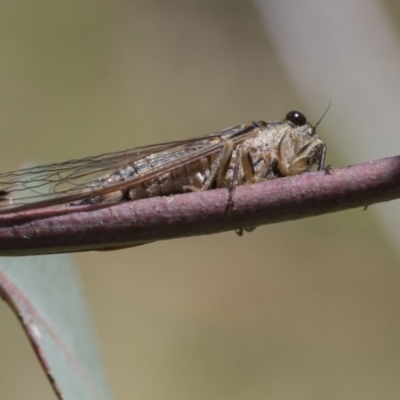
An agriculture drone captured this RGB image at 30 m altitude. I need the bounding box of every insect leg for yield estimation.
[235,226,257,236]
[229,144,255,203]
[317,143,327,171]
[233,146,267,236]
[182,141,234,193]
[202,140,235,190]
[229,145,244,208]
[240,147,256,183]
[256,153,278,180]
[231,147,246,236]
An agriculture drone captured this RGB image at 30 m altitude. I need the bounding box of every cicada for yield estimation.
[0,111,326,215]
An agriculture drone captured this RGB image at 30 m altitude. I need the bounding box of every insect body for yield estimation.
[0,111,326,214]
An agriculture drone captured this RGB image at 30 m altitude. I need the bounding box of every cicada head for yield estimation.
[277,111,326,176]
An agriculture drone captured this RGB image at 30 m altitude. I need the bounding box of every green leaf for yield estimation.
[0,255,113,400]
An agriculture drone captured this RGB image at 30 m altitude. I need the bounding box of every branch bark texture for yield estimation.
[0,155,399,255]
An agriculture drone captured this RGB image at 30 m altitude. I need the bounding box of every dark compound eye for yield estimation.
[286,111,307,127]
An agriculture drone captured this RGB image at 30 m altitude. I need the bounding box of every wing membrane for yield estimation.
[0,122,260,214]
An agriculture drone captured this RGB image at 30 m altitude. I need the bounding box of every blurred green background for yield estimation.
[1,1,400,399]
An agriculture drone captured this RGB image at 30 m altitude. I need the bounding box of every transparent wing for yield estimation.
[0,122,260,214]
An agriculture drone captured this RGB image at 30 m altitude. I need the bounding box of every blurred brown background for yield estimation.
[1,1,400,399]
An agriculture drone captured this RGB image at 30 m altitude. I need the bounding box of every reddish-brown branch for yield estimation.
[0,155,399,256]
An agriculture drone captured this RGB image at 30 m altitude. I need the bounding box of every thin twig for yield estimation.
[0,155,399,256]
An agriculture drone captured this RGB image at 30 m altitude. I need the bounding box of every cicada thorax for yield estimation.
[216,112,326,189]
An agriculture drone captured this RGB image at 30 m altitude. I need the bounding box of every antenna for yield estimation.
[315,101,331,128]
